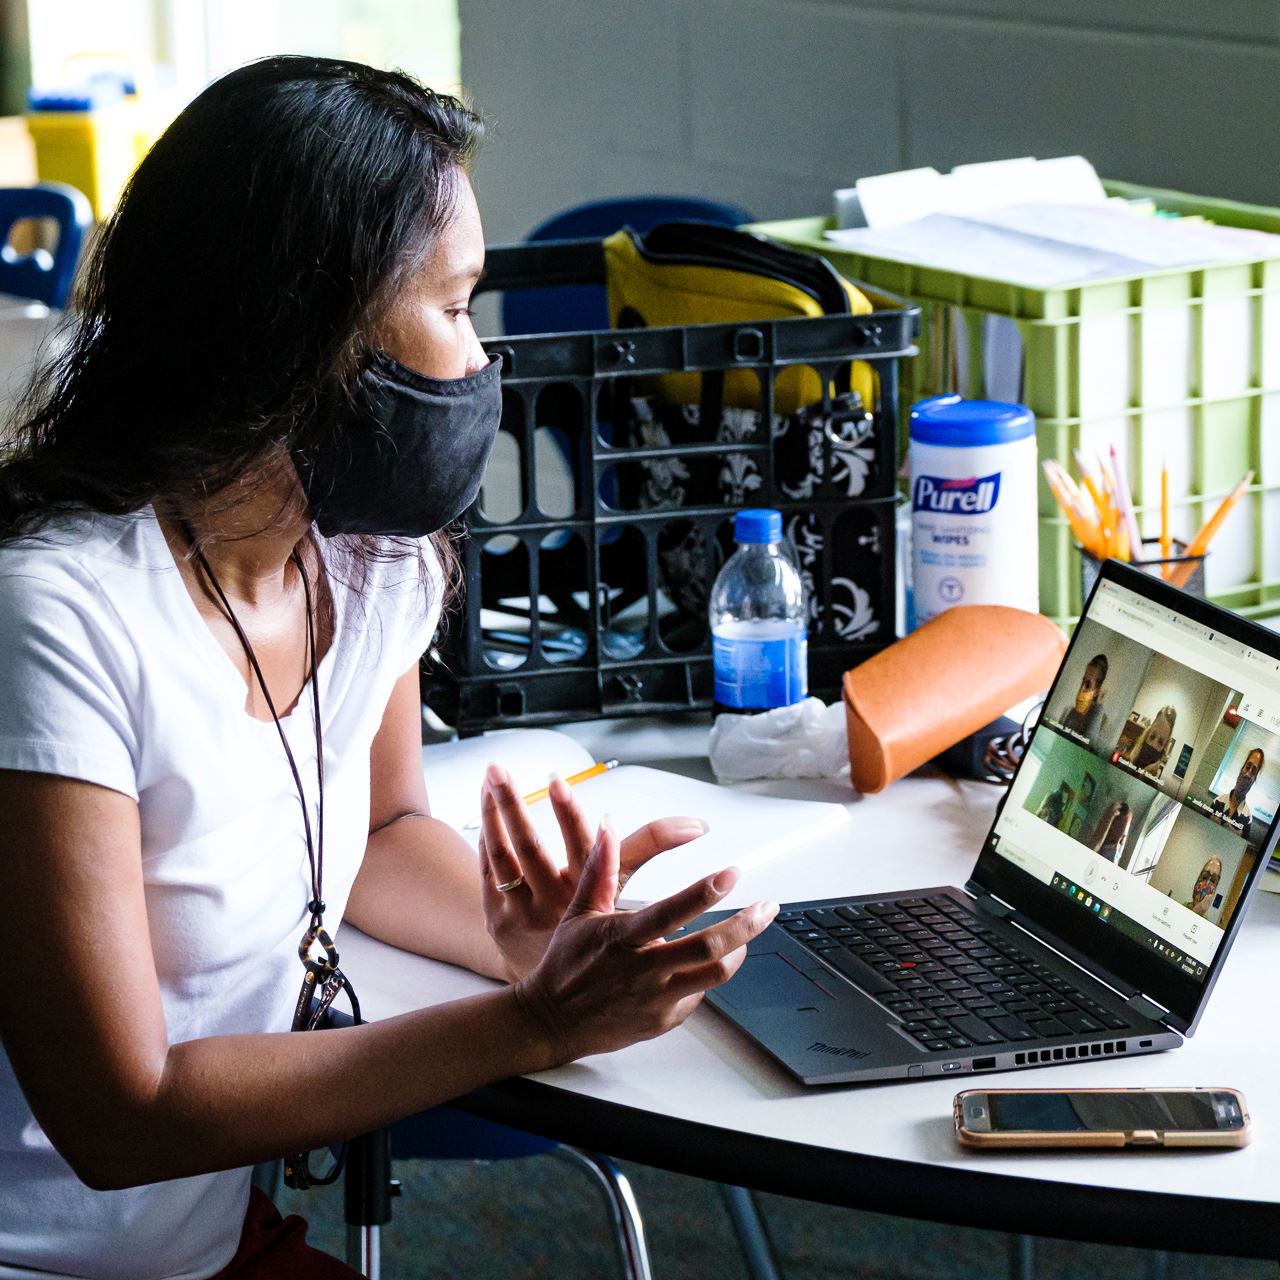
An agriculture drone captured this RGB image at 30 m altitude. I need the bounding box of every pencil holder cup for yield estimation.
[1079,537,1206,603]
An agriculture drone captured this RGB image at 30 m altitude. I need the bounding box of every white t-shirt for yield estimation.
[0,509,440,1280]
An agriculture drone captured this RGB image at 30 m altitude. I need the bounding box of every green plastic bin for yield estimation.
[750,181,1280,626]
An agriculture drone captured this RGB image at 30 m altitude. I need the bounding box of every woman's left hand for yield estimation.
[477,763,707,981]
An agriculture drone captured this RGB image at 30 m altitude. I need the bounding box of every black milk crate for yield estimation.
[422,238,918,735]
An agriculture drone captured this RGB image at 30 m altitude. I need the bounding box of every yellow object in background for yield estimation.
[604,224,879,418]
[26,104,137,220]
[25,59,174,222]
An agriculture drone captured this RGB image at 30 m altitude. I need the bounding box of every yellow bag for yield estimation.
[603,221,877,416]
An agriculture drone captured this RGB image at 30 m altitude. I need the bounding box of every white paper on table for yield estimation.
[420,730,851,906]
[422,728,595,831]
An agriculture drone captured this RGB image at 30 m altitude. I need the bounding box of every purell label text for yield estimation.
[912,472,1001,515]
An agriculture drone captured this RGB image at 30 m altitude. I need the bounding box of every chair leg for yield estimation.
[1010,1233,1035,1280]
[718,1184,783,1280]
[553,1147,654,1280]
[345,1224,380,1280]
[344,1127,394,1280]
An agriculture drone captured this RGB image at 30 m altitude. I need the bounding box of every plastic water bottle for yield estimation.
[908,395,1038,627]
[710,508,807,714]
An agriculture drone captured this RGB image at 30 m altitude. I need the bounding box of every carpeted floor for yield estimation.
[276,1155,1271,1279]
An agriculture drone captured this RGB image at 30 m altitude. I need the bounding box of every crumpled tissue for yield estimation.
[709,696,849,783]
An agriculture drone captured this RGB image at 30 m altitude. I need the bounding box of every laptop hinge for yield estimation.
[1125,992,1171,1024]
[972,890,1014,920]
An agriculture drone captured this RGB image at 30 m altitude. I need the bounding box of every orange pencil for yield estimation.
[1160,462,1171,568]
[1168,471,1253,590]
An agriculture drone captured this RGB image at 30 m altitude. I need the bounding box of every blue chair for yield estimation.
[501,194,753,337]
[0,184,92,308]
[340,1105,657,1280]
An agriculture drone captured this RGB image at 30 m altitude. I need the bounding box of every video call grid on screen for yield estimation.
[992,579,1280,979]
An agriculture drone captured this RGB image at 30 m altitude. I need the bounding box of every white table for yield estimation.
[340,716,1280,1258]
[0,295,61,421]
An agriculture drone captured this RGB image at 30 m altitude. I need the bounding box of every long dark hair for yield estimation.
[0,54,483,601]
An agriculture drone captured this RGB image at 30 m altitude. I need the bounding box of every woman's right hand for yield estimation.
[512,816,778,1065]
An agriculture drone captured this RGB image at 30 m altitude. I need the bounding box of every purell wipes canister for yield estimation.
[909,395,1038,626]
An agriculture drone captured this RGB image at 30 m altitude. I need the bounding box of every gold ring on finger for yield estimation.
[495,875,525,893]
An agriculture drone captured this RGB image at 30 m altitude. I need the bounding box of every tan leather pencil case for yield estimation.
[842,606,1067,793]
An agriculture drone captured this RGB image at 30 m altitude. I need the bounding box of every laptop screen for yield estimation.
[972,562,1280,1031]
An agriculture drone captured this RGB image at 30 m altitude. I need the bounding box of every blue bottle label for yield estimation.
[713,629,808,709]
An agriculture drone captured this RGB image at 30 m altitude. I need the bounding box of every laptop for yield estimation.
[693,559,1280,1085]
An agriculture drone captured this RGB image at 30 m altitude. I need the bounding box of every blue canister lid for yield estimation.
[909,395,1035,447]
[734,508,782,544]
[27,78,126,112]
[28,87,94,112]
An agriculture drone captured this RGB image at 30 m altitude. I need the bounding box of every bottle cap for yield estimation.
[909,395,1034,447]
[734,508,782,544]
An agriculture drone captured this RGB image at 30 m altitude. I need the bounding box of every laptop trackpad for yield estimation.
[720,953,833,1010]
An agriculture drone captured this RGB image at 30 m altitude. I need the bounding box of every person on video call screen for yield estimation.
[1091,800,1132,864]
[1058,653,1109,742]
[1185,855,1223,917]
[1210,747,1264,841]
[1123,704,1177,777]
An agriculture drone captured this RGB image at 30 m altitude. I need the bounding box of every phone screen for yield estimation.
[985,1090,1241,1133]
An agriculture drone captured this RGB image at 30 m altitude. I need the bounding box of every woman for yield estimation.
[1125,704,1177,777]
[0,58,774,1279]
[1091,800,1132,865]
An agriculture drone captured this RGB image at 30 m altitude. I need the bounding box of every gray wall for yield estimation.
[459,0,1280,251]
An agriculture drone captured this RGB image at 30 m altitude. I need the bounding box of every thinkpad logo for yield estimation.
[808,1041,869,1060]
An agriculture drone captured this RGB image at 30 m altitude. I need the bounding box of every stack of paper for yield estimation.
[828,157,1280,290]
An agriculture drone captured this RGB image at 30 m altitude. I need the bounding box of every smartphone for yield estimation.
[954,1087,1250,1149]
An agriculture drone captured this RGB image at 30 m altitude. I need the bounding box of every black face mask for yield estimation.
[293,352,503,537]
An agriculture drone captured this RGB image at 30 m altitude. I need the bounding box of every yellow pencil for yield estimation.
[1160,462,1171,567]
[1074,452,1105,521]
[1168,471,1253,590]
[464,759,620,829]
[1043,462,1108,559]
[1043,460,1103,555]
[520,759,619,807]
[1054,464,1088,511]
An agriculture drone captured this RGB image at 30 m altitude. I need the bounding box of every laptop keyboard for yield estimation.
[778,893,1131,1054]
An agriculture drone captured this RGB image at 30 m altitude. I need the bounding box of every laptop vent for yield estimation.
[1014,1041,1127,1066]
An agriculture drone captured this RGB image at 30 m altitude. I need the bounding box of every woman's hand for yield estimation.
[513,816,777,1064]
[478,762,706,980]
